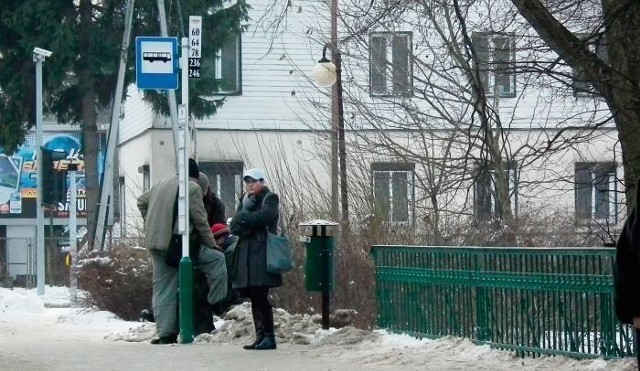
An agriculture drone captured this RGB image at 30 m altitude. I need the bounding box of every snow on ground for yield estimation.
[0,286,637,371]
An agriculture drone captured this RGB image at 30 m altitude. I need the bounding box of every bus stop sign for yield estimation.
[135,37,179,90]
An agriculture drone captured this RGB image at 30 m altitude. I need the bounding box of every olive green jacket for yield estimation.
[137,175,217,251]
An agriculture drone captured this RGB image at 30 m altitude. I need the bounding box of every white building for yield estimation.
[117,0,622,242]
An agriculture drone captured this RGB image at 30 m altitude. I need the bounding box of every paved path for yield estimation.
[0,321,401,371]
[0,312,635,371]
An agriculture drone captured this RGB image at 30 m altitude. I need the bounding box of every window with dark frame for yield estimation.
[369,32,412,97]
[198,161,244,217]
[214,34,242,95]
[471,32,516,98]
[474,164,518,220]
[372,163,415,225]
[575,162,617,223]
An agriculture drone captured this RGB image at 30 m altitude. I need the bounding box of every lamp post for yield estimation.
[33,47,53,296]
[312,0,348,223]
[312,46,339,220]
[312,44,348,223]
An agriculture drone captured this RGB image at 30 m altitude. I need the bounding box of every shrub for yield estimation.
[77,245,152,321]
[77,210,611,328]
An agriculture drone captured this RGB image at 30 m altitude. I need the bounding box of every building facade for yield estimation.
[117,0,623,244]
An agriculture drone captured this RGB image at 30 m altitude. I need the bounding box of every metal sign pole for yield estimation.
[178,36,193,344]
[68,164,78,305]
[33,52,48,296]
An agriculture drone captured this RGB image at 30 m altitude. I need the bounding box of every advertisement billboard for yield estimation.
[0,132,105,219]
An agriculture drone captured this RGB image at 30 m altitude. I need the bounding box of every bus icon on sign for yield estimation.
[136,36,178,89]
[143,52,171,63]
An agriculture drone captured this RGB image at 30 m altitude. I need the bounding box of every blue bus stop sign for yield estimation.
[135,37,179,90]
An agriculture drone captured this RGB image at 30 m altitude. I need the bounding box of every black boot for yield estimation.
[254,306,276,350]
[243,308,264,350]
[254,332,276,350]
[150,333,178,344]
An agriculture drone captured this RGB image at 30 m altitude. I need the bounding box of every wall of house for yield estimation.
[337,1,610,134]
[119,85,158,143]
[119,128,333,231]
[117,0,624,240]
[344,126,623,230]
[195,0,331,131]
[118,132,152,232]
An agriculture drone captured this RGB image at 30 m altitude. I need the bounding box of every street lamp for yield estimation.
[311,43,348,223]
[312,46,337,87]
[33,46,53,296]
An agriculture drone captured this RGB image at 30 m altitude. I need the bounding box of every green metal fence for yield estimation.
[370,245,635,359]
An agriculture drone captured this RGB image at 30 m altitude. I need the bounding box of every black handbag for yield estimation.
[165,190,200,268]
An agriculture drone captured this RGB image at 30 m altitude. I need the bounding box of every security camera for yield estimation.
[33,47,53,57]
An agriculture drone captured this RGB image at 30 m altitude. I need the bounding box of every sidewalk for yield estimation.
[0,320,401,371]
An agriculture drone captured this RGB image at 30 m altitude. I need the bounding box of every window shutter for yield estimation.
[392,35,410,95]
[220,35,239,93]
[493,36,512,94]
[391,171,409,222]
[575,164,592,219]
[370,36,387,95]
[373,171,390,220]
[472,34,490,92]
[593,165,613,220]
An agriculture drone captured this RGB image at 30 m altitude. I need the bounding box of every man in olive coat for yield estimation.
[137,159,227,344]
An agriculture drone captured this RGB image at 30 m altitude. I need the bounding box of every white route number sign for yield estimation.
[188,16,202,79]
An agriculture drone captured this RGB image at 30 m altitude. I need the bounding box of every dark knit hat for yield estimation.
[188,159,199,179]
[211,223,230,238]
[197,172,210,194]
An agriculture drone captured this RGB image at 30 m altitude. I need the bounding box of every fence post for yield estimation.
[474,252,491,342]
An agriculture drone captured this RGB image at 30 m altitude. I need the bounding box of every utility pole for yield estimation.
[94,0,135,251]
[331,0,348,223]
[330,0,340,221]
[157,0,181,167]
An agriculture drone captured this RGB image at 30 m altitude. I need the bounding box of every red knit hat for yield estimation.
[211,223,230,238]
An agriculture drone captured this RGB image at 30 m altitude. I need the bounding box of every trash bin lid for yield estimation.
[298,219,339,227]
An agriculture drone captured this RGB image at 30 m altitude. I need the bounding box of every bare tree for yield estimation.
[327,0,615,242]
[507,0,640,203]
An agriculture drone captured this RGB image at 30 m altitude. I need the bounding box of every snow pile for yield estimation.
[1,287,637,370]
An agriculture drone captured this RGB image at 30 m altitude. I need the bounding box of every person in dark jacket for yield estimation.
[230,168,282,350]
[197,172,226,226]
[614,179,640,368]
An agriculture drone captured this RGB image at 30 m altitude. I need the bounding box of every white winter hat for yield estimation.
[243,168,266,181]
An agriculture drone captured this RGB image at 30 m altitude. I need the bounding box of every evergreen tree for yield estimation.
[0,0,249,248]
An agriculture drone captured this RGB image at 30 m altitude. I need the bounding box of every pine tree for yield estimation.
[0,0,249,248]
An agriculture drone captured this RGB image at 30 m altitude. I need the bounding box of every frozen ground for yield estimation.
[0,286,636,371]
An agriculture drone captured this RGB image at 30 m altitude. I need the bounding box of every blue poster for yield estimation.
[0,132,105,218]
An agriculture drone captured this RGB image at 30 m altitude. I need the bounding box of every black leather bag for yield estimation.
[165,190,200,268]
[165,234,183,268]
[165,234,200,268]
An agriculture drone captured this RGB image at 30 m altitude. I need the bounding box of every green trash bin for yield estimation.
[304,233,335,292]
[299,220,339,329]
